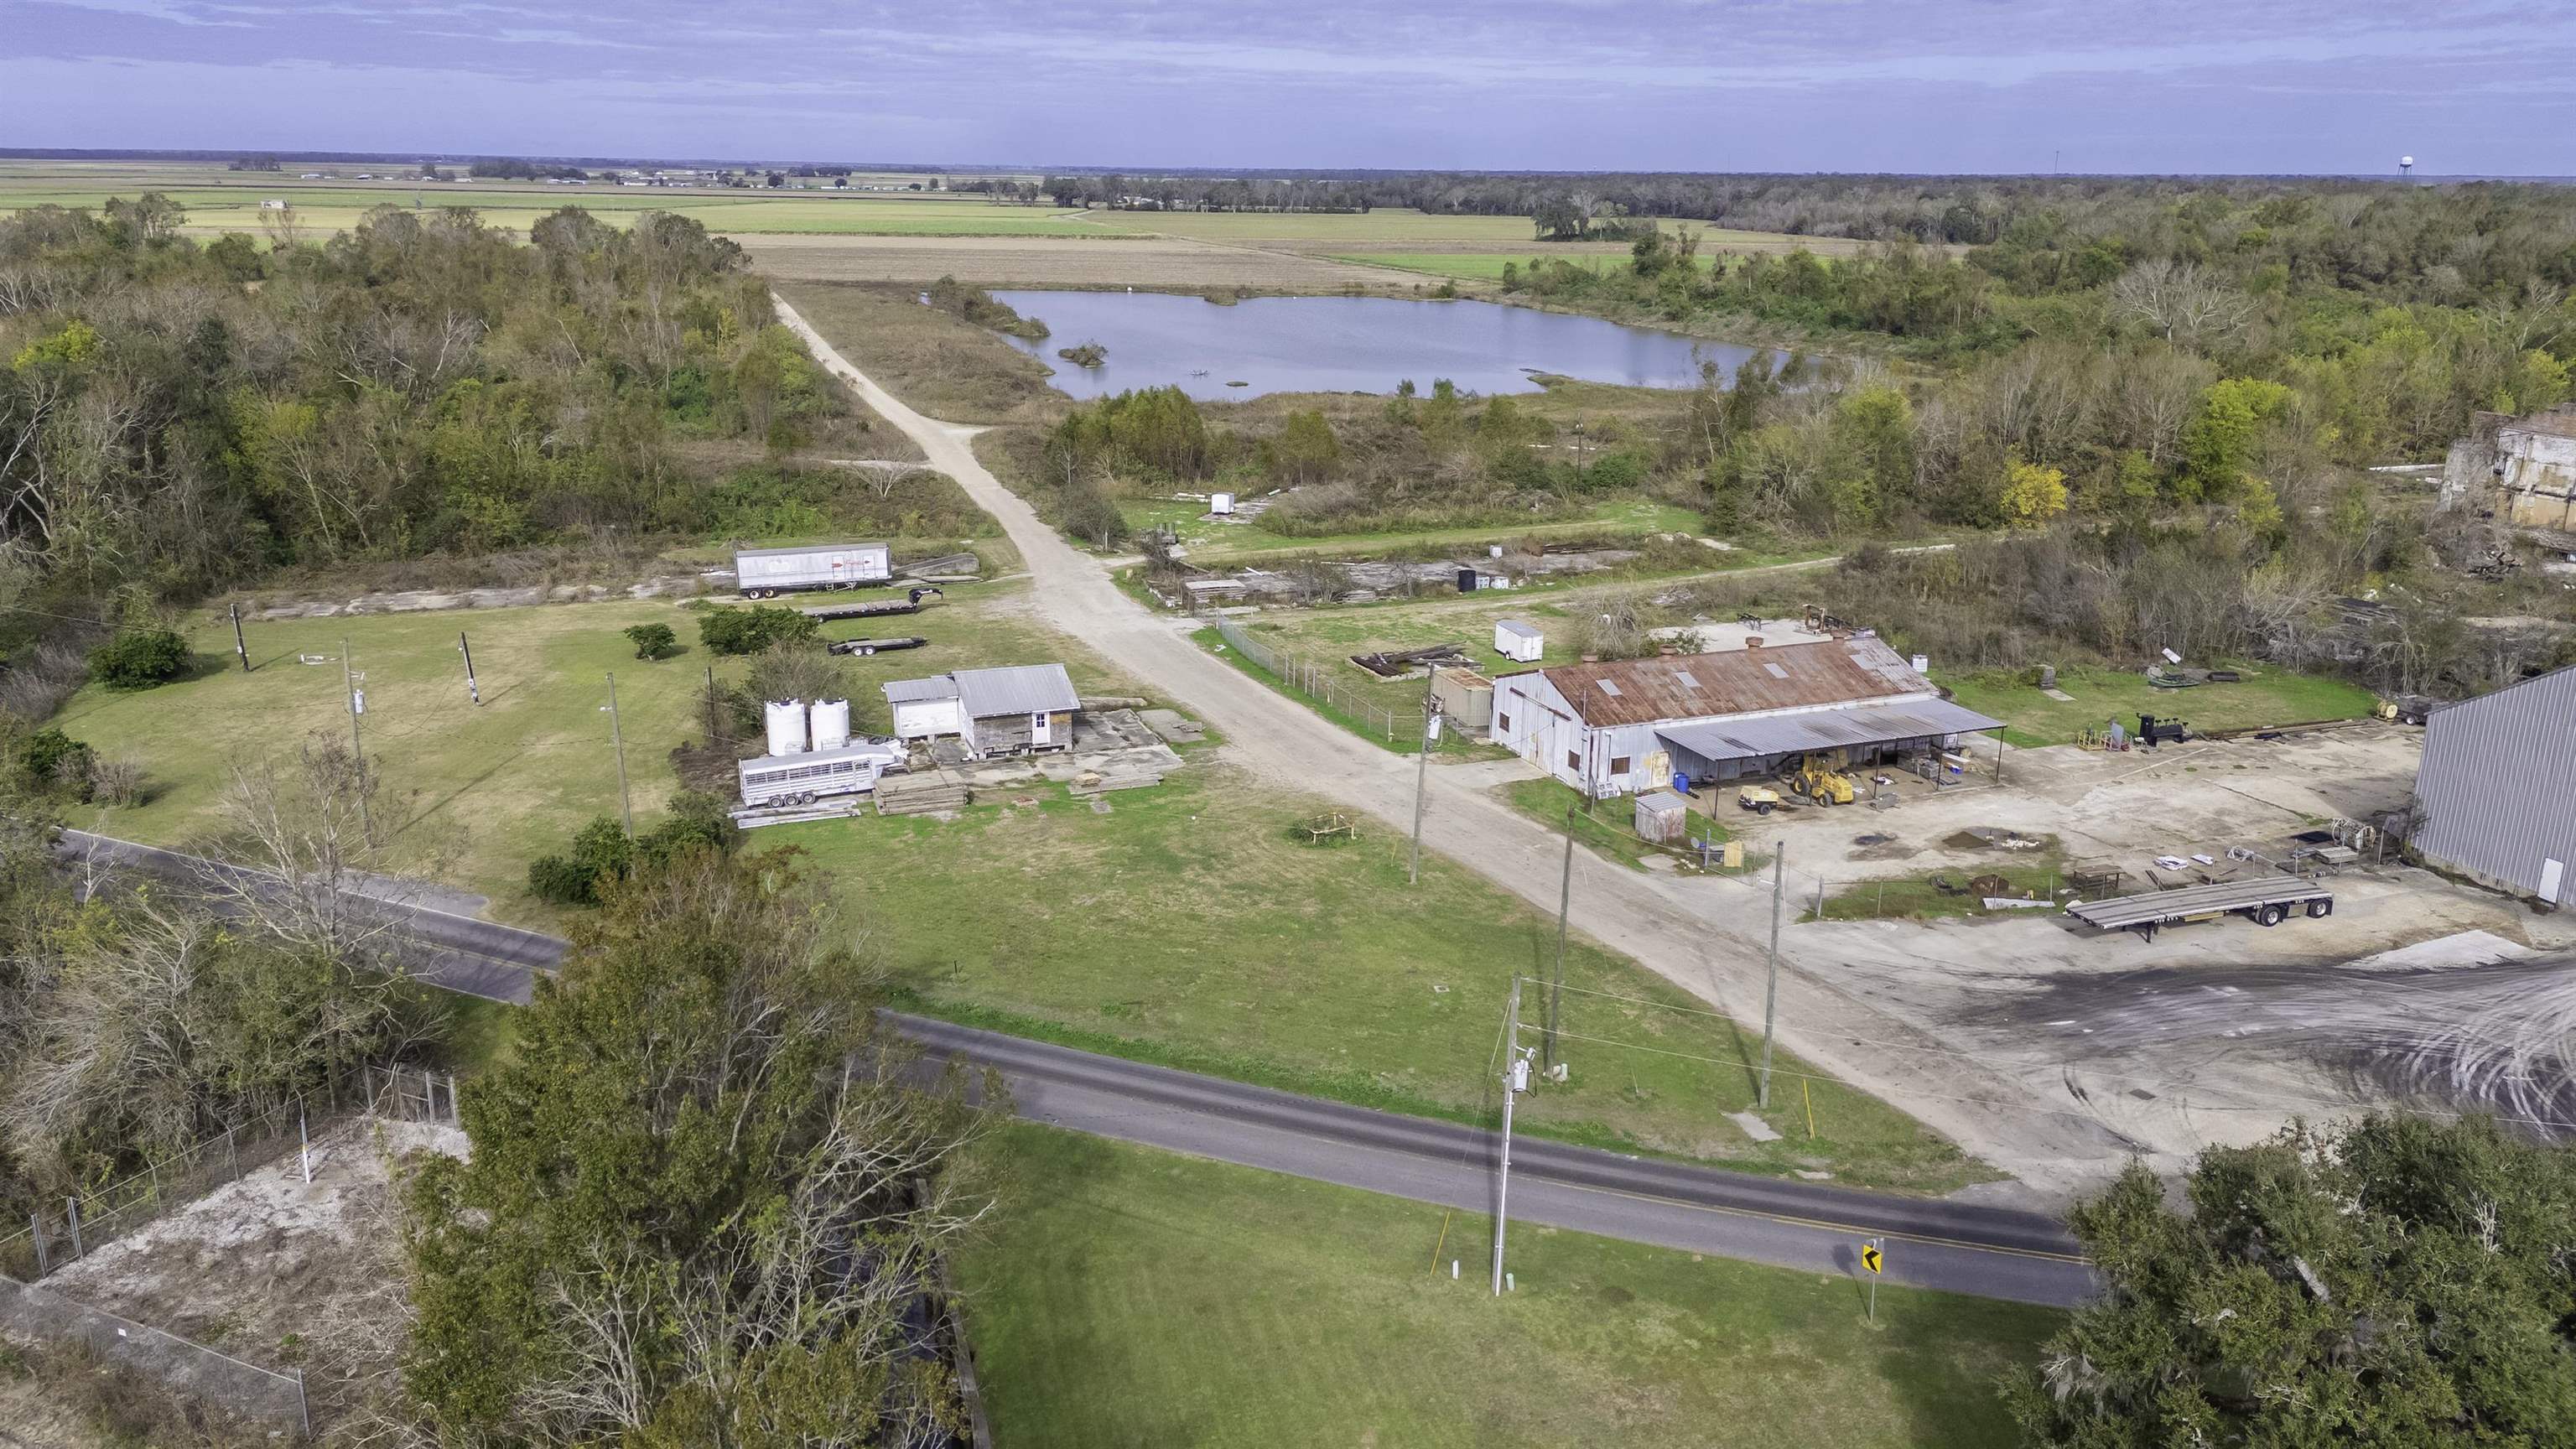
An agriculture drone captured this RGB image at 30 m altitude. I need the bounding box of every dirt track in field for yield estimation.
[728,232,1423,289]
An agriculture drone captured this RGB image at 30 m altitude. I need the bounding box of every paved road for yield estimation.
[60,827,2090,1306]
[58,828,558,1005]
[771,294,2132,1197]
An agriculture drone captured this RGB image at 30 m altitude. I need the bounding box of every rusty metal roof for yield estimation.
[1503,636,1927,726]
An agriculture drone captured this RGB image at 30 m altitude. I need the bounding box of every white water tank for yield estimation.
[810,698,851,751]
[764,699,808,756]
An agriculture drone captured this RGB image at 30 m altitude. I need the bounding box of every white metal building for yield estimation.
[882,663,1079,758]
[1489,636,2002,798]
[2410,662,2576,906]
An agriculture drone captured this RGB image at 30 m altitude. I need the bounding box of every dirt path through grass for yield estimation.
[773,292,2147,1203]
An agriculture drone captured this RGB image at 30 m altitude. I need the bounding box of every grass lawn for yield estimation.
[961,1124,2056,1449]
[1501,777,1753,877]
[1940,665,2379,749]
[782,763,1982,1190]
[49,584,1119,918]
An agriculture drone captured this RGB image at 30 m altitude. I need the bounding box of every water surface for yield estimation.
[989,290,1778,401]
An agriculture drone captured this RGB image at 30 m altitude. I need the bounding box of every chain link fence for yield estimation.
[1213,617,1426,743]
[0,1062,465,1439]
[1,1098,311,1282]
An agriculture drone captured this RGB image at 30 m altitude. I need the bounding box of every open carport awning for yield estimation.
[1654,698,2006,766]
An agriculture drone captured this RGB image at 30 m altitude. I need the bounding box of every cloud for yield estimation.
[0,0,2569,172]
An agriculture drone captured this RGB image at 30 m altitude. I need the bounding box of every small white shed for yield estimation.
[1494,619,1544,664]
[883,677,964,741]
[1633,791,1692,845]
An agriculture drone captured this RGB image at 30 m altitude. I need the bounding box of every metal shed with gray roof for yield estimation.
[882,663,1078,758]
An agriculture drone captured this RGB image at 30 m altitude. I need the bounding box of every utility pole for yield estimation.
[229,603,249,673]
[1758,842,1785,1108]
[1545,814,1573,1070]
[341,638,370,838]
[459,631,480,705]
[605,673,632,837]
[1408,666,1440,885]
[1493,978,1524,1297]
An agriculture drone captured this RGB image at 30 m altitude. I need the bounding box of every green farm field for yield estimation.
[0,168,1139,239]
[1096,206,1547,243]
[963,1125,2054,1449]
[1339,252,1706,283]
[1939,665,2381,749]
[782,762,1984,1189]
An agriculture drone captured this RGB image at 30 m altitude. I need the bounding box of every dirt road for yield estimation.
[773,293,2153,1202]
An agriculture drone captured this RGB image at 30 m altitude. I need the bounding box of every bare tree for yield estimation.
[2111,260,2255,351]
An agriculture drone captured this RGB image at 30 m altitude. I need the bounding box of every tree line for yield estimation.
[0,195,870,713]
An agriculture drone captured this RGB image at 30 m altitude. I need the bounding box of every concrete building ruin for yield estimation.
[2441,403,2576,542]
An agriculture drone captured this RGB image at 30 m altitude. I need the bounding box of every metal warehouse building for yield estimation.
[2410,663,2576,906]
[1489,635,2003,798]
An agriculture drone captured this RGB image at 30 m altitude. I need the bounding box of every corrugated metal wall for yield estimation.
[2412,665,2576,904]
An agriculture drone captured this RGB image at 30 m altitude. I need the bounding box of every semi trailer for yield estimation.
[735,541,891,598]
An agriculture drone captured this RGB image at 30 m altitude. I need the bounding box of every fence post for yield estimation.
[64,1197,81,1260]
[226,1125,239,1182]
[447,1072,460,1124]
[29,1213,46,1276]
[1814,877,1826,921]
[296,1368,312,1440]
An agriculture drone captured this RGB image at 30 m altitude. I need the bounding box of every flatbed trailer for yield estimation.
[2067,878,2334,940]
[797,586,943,623]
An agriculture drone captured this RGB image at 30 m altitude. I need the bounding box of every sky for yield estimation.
[3,0,2572,174]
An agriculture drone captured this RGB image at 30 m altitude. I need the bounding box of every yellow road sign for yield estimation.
[1861,1243,1884,1275]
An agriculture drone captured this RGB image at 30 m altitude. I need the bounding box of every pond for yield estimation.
[987,290,1780,402]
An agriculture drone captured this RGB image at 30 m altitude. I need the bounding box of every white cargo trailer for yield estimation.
[735,542,892,599]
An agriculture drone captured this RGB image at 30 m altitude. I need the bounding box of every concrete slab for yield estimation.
[1727,1110,1784,1143]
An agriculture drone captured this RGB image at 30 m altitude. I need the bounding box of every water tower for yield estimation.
[2400,155,2415,178]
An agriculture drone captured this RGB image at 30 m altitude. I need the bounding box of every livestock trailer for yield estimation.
[735,542,892,598]
[736,740,906,808]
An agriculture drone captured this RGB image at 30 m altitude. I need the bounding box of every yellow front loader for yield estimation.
[1779,752,1857,806]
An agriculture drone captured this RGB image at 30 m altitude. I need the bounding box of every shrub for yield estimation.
[699,605,818,657]
[527,817,635,906]
[527,797,735,906]
[625,622,678,661]
[1063,484,1131,548]
[86,628,191,689]
[86,754,144,806]
[17,727,92,797]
